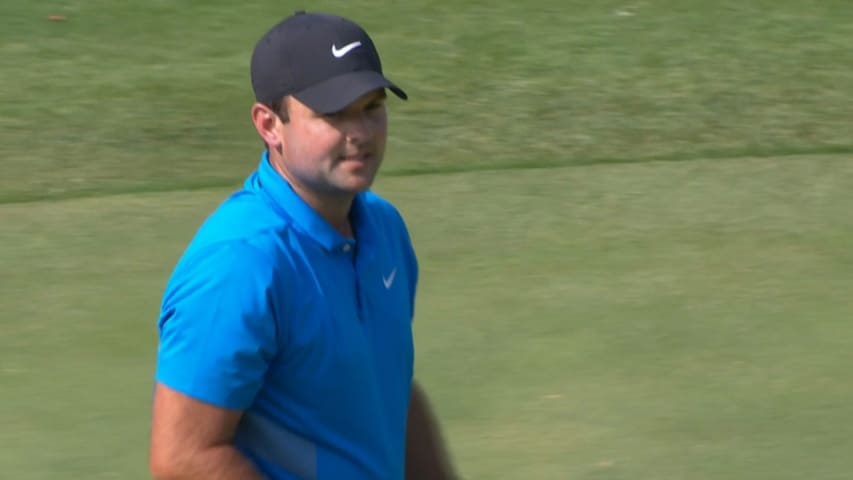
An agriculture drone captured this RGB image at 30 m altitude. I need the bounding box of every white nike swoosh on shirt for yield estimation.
[331,41,362,58]
[383,268,397,289]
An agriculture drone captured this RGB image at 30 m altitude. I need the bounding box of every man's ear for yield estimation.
[251,103,283,149]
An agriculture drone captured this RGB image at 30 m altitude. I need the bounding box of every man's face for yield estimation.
[276,89,388,199]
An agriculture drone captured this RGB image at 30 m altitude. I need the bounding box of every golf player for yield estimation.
[149,11,458,480]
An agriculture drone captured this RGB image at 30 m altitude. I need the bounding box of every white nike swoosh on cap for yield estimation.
[331,41,362,58]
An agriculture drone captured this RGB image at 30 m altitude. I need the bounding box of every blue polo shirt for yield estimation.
[155,151,418,479]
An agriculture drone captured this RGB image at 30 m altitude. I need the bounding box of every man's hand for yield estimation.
[405,381,460,480]
[149,383,265,480]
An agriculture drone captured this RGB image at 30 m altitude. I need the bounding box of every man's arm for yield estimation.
[405,381,460,480]
[151,242,279,479]
[149,383,265,480]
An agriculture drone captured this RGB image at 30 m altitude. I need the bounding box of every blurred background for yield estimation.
[1,1,852,478]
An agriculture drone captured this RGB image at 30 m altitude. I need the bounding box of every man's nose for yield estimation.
[344,112,375,143]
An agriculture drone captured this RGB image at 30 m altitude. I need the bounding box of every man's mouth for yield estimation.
[339,152,372,163]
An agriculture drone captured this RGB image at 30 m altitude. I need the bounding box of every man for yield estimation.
[149,11,459,480]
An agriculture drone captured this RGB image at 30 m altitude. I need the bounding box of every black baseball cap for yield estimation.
[250,11,407,114]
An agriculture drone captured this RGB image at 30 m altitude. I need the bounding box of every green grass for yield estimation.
[2,0,853,478]
[3,155,853,478]
[2,0,853,202]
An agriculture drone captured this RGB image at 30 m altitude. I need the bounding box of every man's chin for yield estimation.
[338,171,378,193]
[324,180,372,198]
[347,179,376,194]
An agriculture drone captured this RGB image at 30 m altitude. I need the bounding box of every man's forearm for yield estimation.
[405,382,459,480]
[150,444,266,480]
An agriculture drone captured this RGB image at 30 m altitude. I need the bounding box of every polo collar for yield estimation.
[246,151,369,253]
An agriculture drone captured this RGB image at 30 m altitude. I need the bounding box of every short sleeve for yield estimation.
[155,241,279,410]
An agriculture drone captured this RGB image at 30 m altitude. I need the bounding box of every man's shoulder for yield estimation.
[360,191,417,266]
[192,188,293,252]
[168,188,296,281]
[361,190,408,229]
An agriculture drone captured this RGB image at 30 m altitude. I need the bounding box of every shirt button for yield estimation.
[342,244,351,252]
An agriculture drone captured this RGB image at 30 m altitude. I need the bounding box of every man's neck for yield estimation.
[304,192,354,238]
[269,156,355,238]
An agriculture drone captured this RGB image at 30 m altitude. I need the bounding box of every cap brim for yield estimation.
[293,70,407,115]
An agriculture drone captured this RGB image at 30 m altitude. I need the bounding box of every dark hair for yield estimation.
[266,97,289,123]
